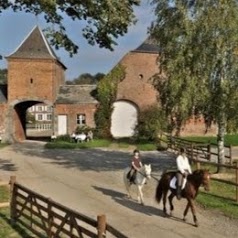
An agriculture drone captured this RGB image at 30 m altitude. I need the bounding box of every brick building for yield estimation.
[0,26,98,142]
[0,26,216,142]
[111,38,217,137]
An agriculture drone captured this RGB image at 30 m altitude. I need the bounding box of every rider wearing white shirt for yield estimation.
[176,147,192,200]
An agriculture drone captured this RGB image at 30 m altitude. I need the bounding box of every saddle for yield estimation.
[170,176,187,190]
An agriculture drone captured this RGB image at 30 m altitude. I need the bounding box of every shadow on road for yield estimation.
[5,142,176,174]
[0,159,17,172]
[92,185,165,217]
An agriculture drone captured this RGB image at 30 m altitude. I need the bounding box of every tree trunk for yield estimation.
[217,112,226,173]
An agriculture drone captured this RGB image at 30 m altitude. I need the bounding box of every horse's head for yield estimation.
[193,169,210,191]
[202,169,211,191]
[143,164,152,179]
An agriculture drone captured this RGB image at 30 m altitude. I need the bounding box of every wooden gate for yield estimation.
[9,177,127,238]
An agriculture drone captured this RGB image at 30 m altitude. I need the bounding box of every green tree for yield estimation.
[65,72,105,85]
[0,68,7,84]
[1,0,140,55]
[74,73,94,84]
[136,105,167,141]
[150,0,238,172]
[94,65,125,138]
[26,111,36,124]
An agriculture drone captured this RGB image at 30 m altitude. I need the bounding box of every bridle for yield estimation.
[139,165,151,179]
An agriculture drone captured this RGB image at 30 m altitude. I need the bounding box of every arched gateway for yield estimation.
[111,101,138,138]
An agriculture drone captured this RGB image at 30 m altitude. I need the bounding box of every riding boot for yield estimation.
[176,186,182,200]
[130,171,136,184]
[127,170,131,179]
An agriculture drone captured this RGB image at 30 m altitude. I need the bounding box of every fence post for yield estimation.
[207,143,211,161]
[236,162,238,202]
[47,198,53,238]
[230,145,233,165]
[191,143,194,161]
[97,214,106,238]
[9,176,17,225]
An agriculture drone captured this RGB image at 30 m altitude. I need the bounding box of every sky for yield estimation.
[0,1,155,81]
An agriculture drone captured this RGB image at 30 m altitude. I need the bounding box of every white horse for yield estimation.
[123,164,152,205]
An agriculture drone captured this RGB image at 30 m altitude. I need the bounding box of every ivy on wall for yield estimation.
[94,64,125,138]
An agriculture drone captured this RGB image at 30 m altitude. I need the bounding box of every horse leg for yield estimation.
[168,193,175,216]
[124,176,132,199]
[137,185,144,205]
[183,201,190,222]
[162,190,168,215]
[188,199,198,227]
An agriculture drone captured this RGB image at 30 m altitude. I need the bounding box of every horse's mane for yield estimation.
[188,169,209,184]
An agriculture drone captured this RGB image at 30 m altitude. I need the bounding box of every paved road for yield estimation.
[0,141,238,238]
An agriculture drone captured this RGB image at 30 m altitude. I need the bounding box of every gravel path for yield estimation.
[0,141,238,238]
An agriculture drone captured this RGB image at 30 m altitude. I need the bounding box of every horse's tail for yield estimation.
[155,177,164,204]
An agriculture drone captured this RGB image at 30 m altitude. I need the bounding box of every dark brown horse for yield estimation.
[155,169,210,227]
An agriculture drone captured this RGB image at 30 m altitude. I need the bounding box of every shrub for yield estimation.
[135,105,167,141]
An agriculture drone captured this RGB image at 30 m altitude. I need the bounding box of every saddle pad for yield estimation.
[170,176,187,190]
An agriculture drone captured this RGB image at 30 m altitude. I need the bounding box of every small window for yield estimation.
[30,78,33,84]
[37,114,43,121]
[76,114,86,125]
[47,114,52,121]
[139,74,143,80]
[38,106,42,112]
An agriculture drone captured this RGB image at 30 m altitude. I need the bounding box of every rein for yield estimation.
[136,167,160,182]
[151,174,160,182]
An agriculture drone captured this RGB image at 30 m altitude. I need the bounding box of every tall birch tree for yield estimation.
[150,0,238,171]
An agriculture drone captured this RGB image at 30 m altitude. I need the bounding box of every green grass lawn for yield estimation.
[0,143,10,149]
[45,138,159,151]
[0,185,32,238]
[184,134,238,146]
[197,179,238,219]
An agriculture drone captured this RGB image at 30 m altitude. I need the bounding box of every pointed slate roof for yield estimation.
[56,85,98,104]
[6,26,66,69]
[132,36,160,54]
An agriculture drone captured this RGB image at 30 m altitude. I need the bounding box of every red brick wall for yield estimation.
[13,109,25,141]
[0,104,6,135]
[181,116,217,136]
[117,52,159,110]
[115,51,217,136]
[56,103,98,134]
[7,58,64,103]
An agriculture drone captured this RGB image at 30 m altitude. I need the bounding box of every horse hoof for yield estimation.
[163,213,169,218]
[194,222,199,227]
[170,212,173,216]
[183,217,187,222]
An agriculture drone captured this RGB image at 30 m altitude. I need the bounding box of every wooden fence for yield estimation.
[159,134,233,164]
[9,176,127,238]
[192,159,238,202]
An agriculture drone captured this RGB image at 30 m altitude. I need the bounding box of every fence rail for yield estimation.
[9,176,127,238]
[159,133,233,164]
[191,158,238,202]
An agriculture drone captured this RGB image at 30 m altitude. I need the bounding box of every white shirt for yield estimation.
[176,154,192,174]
